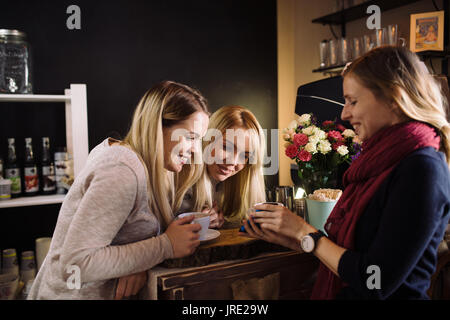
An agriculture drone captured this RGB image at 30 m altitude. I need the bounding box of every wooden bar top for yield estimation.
[161,228,289,268]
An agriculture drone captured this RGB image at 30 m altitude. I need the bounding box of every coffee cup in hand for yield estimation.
[178,212,210,240]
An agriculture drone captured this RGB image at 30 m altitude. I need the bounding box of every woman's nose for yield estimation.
[341,104,351,122]
[225,151,239,166]
[189,139,200,154]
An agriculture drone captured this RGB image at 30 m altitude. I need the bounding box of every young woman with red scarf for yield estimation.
[241,46,450,299]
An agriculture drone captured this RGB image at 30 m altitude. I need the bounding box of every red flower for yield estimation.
[298,150,312,162]
[336,124,346,132]
[322,120,334,127]
[327,130,343,141]
[332,141,345,150]
[293,133,308,146]
[285,144,299,159]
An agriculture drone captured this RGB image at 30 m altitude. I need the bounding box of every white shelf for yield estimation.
[0,194,65,209]
[0,94,70,102]
[0,84,88,209]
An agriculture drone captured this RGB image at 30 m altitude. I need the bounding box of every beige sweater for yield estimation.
[28,138,174,300]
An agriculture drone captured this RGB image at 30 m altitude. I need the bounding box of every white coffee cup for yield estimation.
[35,237,52,271]
[0,273,19,300]
[1,249,19,277]
[178,212,210,241]
[20,251,36,284]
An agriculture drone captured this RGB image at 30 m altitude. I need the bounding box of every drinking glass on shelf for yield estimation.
[329,39,338,66]
[387,24,406,47]
[319,40,329,68]
[338,38,351,65]
[387,24,398,45]
[352,37,363,59]
[374,28,387,47]
[363,34,374,54]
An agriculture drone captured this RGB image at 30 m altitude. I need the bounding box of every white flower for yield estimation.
[342,129,356,138]
[304,142,317,153]
[297,114,311,125]
[308,134,321,145]
[337,145,349,156]
[282,134,291,140]
[314,129,327,140]
[287,120,298,130]
[317,140,332,154]
[302,125,317,136]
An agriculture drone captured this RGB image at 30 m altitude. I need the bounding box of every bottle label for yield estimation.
[5,168,21,194]
[42,165,56,191]
[24,166,39,193]
[55,160,67,176]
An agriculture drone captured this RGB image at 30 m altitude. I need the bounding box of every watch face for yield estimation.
[301,235,314,252]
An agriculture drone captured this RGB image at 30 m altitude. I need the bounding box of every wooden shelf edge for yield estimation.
[0,194,65,209]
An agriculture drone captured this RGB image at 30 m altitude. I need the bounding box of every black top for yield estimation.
[336,147,450,299]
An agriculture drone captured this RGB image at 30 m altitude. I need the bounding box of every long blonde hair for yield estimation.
[190,106,266,224]
[343,45,450,167]
[122,81,209,229]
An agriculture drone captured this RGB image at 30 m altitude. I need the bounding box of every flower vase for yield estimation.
[298,168,338,196]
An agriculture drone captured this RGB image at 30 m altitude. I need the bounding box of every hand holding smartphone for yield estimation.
[239,202,284,233]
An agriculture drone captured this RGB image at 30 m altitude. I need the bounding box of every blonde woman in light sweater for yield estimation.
[28,81,209,299]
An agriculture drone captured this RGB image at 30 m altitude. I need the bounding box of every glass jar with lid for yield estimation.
[0,29,33,94]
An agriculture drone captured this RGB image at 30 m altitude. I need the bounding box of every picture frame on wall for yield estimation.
[410,10,445,52]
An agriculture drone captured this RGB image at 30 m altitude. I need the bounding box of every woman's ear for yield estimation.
[390,100,409,122]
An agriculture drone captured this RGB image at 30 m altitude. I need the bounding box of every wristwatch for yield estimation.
[300,230,326,253]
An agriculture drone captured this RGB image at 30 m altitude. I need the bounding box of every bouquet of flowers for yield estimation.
[283,113,362,195]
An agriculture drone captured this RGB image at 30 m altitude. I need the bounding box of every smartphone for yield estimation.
[239,202,284,233]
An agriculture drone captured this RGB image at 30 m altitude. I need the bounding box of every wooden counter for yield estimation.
[142,228,320,300]
[161,228,290,268]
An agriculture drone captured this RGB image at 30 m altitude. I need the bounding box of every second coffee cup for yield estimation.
[178,212,210,241]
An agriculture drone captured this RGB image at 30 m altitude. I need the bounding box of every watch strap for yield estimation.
[309,230,326,245]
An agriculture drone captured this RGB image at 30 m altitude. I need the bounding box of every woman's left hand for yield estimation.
[114,271,148,300]
[250,203,312,240]
[238,216,302,252]
[203,202,224,229]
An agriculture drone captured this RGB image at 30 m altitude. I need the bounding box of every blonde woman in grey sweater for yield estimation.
[28,81,209,299]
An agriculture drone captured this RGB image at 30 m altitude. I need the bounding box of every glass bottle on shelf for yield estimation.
[5,138,22,197]
[24,137,39,196]
[40,137,56,195]
[0,156,3,179]
[54,147,68,194]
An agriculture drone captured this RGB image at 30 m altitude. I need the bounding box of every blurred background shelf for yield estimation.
[417,50,450,59]
[312,0,422,26]
[0,94,70,103]
[0,194,65,209]
[312,64,345,74]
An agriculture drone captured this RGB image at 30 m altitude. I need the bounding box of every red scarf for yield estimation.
[310,121,441,300]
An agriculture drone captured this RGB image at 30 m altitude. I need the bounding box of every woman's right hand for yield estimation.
[165,215,201,258]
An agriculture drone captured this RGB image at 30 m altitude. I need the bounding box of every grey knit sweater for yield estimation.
[28,138,174,299]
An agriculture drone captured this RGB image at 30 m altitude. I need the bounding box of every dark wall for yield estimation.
[0,0,278,252]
